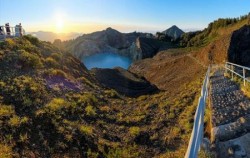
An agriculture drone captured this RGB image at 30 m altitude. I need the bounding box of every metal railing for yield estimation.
[185,66,210,158]
[225,62,250,86]
[0,25,25,39]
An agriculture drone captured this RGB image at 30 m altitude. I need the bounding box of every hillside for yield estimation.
[0,35,206,158]
[179,15,250,66]
[129,15,250,92]
[0,36,106,157]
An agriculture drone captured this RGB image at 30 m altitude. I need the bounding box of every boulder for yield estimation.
[228,25,250,66]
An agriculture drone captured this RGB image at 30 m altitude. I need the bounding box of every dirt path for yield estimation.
[209,70,250,158]
[186,54,206,68]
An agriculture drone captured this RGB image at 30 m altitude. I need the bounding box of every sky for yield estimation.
[0,0,249,34]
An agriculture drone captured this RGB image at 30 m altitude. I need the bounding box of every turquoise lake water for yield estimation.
[82,53,132,70]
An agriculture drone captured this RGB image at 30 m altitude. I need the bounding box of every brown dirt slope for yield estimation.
[129,49,206,91]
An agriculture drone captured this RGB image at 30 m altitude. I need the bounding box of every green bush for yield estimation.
[45,98,69,112]
[0,143,13,158]
[44,69,67,78]
[79,93,98,105]
[4,38,16,49]
[77,77,95,88]
[0,105,14,118]
[129,126,140,137]
[23,35,39,46]
[19,50,43,68]
[78,125,93,135]
[8,116,28,127]
[45,57,59,67]
[104,90,119,98]
[104,145,140,158]
[50,53,62,61]
[85,105,96,116]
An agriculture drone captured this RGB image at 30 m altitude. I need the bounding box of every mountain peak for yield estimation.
[106,27,117,32]
[106,27,114,30]
[170,25,181,30]
[105,27,121,34]
[162,25,184,39]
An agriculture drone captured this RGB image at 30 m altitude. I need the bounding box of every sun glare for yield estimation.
[56,19,64,33]
[53,11,66,33]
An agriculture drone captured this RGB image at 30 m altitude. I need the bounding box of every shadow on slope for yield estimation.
[91,67,159,97]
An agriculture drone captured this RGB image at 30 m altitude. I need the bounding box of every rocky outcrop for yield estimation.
[135,37,175,59]
[91,67,158,97]
[64,28,174,61]
[228,25,250,66]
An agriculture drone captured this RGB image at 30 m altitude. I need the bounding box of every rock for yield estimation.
[228,147,234,155]
[228,25,250,66]
[135,37,174,59]
[201,137,211,152]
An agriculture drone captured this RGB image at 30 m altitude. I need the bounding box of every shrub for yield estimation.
[104,145,139,158]
[87,149,99,158]
[168,112,175,119]
[77,77,95,88]
[164,127,180,146]
[19,133,28,143]
[80,93,98,105]
[0,105,14,117]
[51,53,62,61]
[85,105,96,116]
[23,35,39,46]
[4,38,16,49]
[8,116,21,127]
[19,50,43,68]
[45,57,59,67]
[78,125,93,135]
[129,126,140,137]
[100,106,110,112]
[104,90,119,98]
[0,143,13,158]
[46,98,69,112]
[44,69,67,78]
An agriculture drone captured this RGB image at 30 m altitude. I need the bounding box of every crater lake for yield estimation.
[82,53,132,69]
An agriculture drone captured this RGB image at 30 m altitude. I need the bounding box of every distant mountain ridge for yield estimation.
[28,31,82,42]
[62,27,175,61]
[162,25,184,39]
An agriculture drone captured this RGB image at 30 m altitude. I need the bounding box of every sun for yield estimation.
[56,18,64,33]
[53,12,65,33]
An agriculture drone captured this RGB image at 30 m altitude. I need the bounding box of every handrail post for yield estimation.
[231,65,234,80]
[243,67,246,86]
[225,63,227,74]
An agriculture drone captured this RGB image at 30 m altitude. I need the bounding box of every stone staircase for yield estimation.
[210,70,250,158]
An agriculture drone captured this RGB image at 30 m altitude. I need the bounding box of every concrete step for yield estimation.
[217,133,250,158]
[211,114,250,142]
[209,70,250,158]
